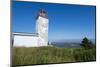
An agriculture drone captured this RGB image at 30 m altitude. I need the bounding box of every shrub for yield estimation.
[80,37,94,49]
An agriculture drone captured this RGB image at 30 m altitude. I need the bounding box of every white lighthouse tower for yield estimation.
[36,9,49,46]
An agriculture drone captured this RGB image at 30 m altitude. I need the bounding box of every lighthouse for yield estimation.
[36,9,49,46]
[13,9,49,47]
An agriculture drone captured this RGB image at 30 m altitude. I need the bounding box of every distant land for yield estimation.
[50,39,95,48]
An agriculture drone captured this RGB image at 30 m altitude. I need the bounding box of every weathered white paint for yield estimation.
[36,16,49,46]
[13,16,49,47]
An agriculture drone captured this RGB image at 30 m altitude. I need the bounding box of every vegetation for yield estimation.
[12,46,96,66]
[73,47,96,62]
[80,37,94,49]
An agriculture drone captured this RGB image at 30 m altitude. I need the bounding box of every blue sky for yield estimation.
[12,1,96,42]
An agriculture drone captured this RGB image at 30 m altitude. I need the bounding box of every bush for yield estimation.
[80,37,94,49]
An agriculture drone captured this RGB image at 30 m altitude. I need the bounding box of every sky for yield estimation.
[12,1,96,42]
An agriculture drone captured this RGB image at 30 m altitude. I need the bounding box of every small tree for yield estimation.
[80,37,93,49]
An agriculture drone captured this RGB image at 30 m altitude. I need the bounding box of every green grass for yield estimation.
[12,46,96,66]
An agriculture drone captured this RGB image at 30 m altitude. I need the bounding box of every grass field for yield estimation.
[12,46,96,66]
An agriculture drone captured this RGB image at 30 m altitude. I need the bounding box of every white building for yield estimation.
[13,9,49,47]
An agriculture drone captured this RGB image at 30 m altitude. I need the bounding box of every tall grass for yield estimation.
[12,46,96,66]
[73,47,96,62]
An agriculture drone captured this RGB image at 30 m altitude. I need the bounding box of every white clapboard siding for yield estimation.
[13,33,38,47]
